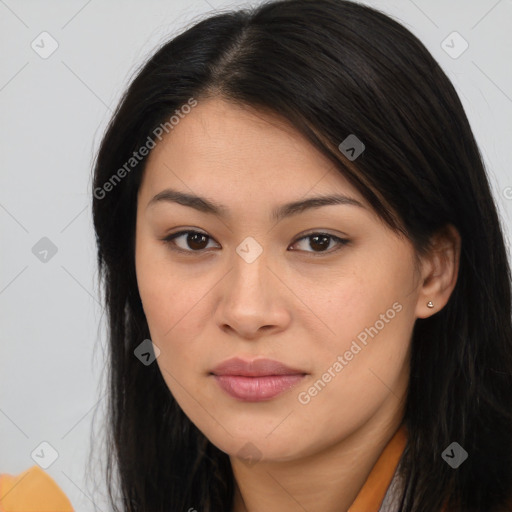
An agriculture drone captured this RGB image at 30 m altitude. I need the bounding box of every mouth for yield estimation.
[210,357,307,402]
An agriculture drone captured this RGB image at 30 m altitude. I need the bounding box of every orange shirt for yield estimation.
[0,466,73,512]
[0,423,407,512]
[348,423,407,511]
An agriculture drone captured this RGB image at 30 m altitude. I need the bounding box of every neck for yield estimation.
[230,398,406,512]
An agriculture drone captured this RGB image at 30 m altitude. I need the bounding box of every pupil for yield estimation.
[310,235,330,251]
[188,233,207,250]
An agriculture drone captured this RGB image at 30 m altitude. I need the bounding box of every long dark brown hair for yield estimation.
[90,0,512,510]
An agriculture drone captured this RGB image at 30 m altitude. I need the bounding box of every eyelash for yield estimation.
[160,230,350,257]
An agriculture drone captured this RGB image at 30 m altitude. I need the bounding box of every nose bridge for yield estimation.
[229,236,269,301]
[215,235,287,336]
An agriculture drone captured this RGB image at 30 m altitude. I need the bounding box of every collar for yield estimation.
[348,423,407,512]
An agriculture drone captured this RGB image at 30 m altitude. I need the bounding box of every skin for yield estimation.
[135,97,460,512]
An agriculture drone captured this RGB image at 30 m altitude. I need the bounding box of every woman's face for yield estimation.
[135,97,423,462]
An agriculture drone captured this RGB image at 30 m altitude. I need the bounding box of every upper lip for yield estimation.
[211,357,306,377]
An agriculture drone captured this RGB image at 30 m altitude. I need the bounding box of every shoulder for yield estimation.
[0,465,73,511]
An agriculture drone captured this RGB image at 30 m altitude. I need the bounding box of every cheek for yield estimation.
[318,258,411,341]
[136,250,174,352]
[139,272,207,351]
[135,235,215,381]
[136,231,192,323]
[311,250,416,387]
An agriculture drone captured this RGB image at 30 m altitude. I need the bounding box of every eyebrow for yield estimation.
[146,188,365,222]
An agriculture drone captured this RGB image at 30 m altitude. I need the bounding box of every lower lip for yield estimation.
[213,374,305,401]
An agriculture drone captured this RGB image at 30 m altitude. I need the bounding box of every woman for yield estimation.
[3,0,511,510]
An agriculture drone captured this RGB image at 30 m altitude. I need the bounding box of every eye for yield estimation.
[289,233,349,255]
[161,230,220,254]
[161,230,349,256]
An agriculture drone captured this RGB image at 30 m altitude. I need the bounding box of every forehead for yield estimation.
[139,97,365,208]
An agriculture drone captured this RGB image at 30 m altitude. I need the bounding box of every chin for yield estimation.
[202,426,305,463]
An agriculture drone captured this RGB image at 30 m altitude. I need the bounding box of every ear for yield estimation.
[415,224,461,319]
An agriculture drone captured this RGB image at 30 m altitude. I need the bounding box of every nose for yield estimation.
[214,246,291,340]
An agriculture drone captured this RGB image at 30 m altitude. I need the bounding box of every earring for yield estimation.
[427,301,434,308]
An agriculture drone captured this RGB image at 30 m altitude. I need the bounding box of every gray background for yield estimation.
[1,0,511,509]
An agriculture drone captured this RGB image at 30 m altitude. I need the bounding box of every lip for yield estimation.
[210,357,307,401]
